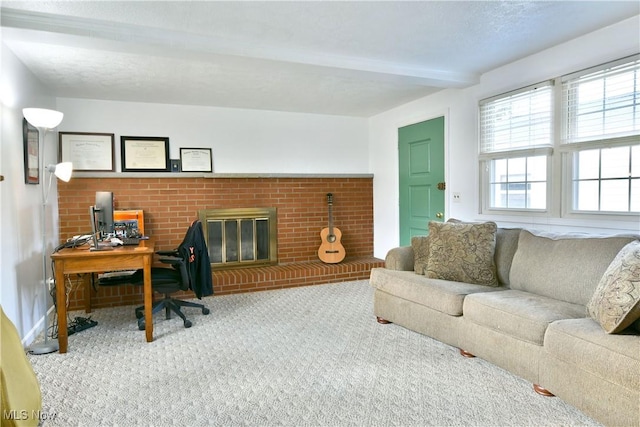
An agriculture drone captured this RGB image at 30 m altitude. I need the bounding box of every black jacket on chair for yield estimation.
[180,220,214,298]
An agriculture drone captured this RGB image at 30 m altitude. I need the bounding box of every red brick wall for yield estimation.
[57,176,375,308]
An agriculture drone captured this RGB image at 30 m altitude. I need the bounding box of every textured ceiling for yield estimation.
[1,1,639,117]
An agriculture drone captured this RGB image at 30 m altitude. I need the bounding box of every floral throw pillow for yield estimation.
[587,240,640,334]
[425,221,498,286]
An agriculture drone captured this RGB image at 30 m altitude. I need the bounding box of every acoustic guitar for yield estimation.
[318,193,346,263]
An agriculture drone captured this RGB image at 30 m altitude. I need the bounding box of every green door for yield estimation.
[399,117,445,246]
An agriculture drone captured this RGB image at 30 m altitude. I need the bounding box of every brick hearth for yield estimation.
[213,257,384,295]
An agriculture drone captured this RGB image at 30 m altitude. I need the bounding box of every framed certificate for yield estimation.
[59,132,115,171]
[121,136,170,172]
[180,148,213,172]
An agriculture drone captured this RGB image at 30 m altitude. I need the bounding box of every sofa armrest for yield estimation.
[385,246,414,271]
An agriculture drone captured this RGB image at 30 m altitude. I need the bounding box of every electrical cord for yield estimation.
[49,266,98,339]
[60,315,98,337]
[53,232,94,253]
[48,235,92,338]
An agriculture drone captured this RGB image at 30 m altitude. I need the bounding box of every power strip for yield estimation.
[67,317,98,336]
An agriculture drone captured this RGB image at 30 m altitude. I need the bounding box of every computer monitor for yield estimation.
[89,205,101,250]
[94,191,114,237]
[89,205,114,251]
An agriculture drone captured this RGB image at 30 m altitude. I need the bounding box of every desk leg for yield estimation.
[143,253,153,342]
[85,274,93,314]
[55,261,68,353]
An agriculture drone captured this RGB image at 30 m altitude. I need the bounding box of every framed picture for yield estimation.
[59,132,115,171]
[121,136,170,172]
[180,148,213,172]
[23,118,39,184]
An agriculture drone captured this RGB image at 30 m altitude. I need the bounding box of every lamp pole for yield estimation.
[23,108,65,355]
[29,125,60,354]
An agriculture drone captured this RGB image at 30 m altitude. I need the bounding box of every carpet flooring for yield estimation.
[28,280,599,426]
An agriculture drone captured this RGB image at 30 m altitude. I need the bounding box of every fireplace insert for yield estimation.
[198,208,277,269]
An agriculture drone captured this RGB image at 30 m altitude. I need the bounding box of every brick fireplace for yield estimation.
[57,174,383,310]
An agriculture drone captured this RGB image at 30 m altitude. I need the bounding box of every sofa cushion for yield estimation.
[495,228,521,287]
[587,240,640,334]
[544,318,640,391]
[370,268,505,316]
[411,235,429,275]
[509,230,636,306]
[463,290,586,345]
[425,220,498,286]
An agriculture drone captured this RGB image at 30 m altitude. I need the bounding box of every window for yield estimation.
[571,145,640,212]
[480,82,553,211]
[489,156,547,209]
[562,55,640,214]
[479,55,640,218]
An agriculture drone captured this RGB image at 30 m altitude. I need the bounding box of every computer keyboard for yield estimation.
[121,237,142,245]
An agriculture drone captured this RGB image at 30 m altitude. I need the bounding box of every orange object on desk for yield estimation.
[114,209,144,236]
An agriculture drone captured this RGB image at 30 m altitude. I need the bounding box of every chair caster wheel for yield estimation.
[203,308,210,315]
[184,320,192,328]
[138,320,145,331]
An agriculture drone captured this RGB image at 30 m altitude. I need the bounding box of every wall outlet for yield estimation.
[452,192,461,203]
[46,277,55,290]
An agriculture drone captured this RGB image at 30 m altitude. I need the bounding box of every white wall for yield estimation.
[56,99,369,174]
[1,43,60,342]
[369,16,640,259]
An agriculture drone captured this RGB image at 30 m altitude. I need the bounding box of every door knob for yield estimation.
[436,212,443,218]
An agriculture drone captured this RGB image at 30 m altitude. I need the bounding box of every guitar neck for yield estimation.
[327,193,335,235]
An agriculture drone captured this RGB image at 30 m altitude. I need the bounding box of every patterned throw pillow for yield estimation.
[425,221,498,286]
[411,236,430,275]
[587,240,640,334]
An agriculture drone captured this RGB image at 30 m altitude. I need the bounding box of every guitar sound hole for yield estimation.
[327,235,336,243]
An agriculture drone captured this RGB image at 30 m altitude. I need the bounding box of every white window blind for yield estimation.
[562,55,640,145]
[479,81,553,156]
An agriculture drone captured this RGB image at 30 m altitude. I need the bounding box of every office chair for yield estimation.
[133,256,210,330]
[102,220,213,330]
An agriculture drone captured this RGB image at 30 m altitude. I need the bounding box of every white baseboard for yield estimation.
[22,305,56,347]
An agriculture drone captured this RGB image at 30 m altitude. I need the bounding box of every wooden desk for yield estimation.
[51,239,155,353]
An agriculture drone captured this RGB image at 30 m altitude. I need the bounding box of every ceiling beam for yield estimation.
[1,7,479,88]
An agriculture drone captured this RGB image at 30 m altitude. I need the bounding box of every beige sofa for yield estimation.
[370,221,640,427]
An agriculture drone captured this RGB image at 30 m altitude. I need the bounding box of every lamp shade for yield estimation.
[46,162,73,182]
[23,108,64,130]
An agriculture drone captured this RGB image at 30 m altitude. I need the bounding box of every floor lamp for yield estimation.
[23,108,72,355]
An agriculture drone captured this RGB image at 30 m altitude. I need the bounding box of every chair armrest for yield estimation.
[156,249,179,257]
[157,256,183,266]
[384,246,414,271]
